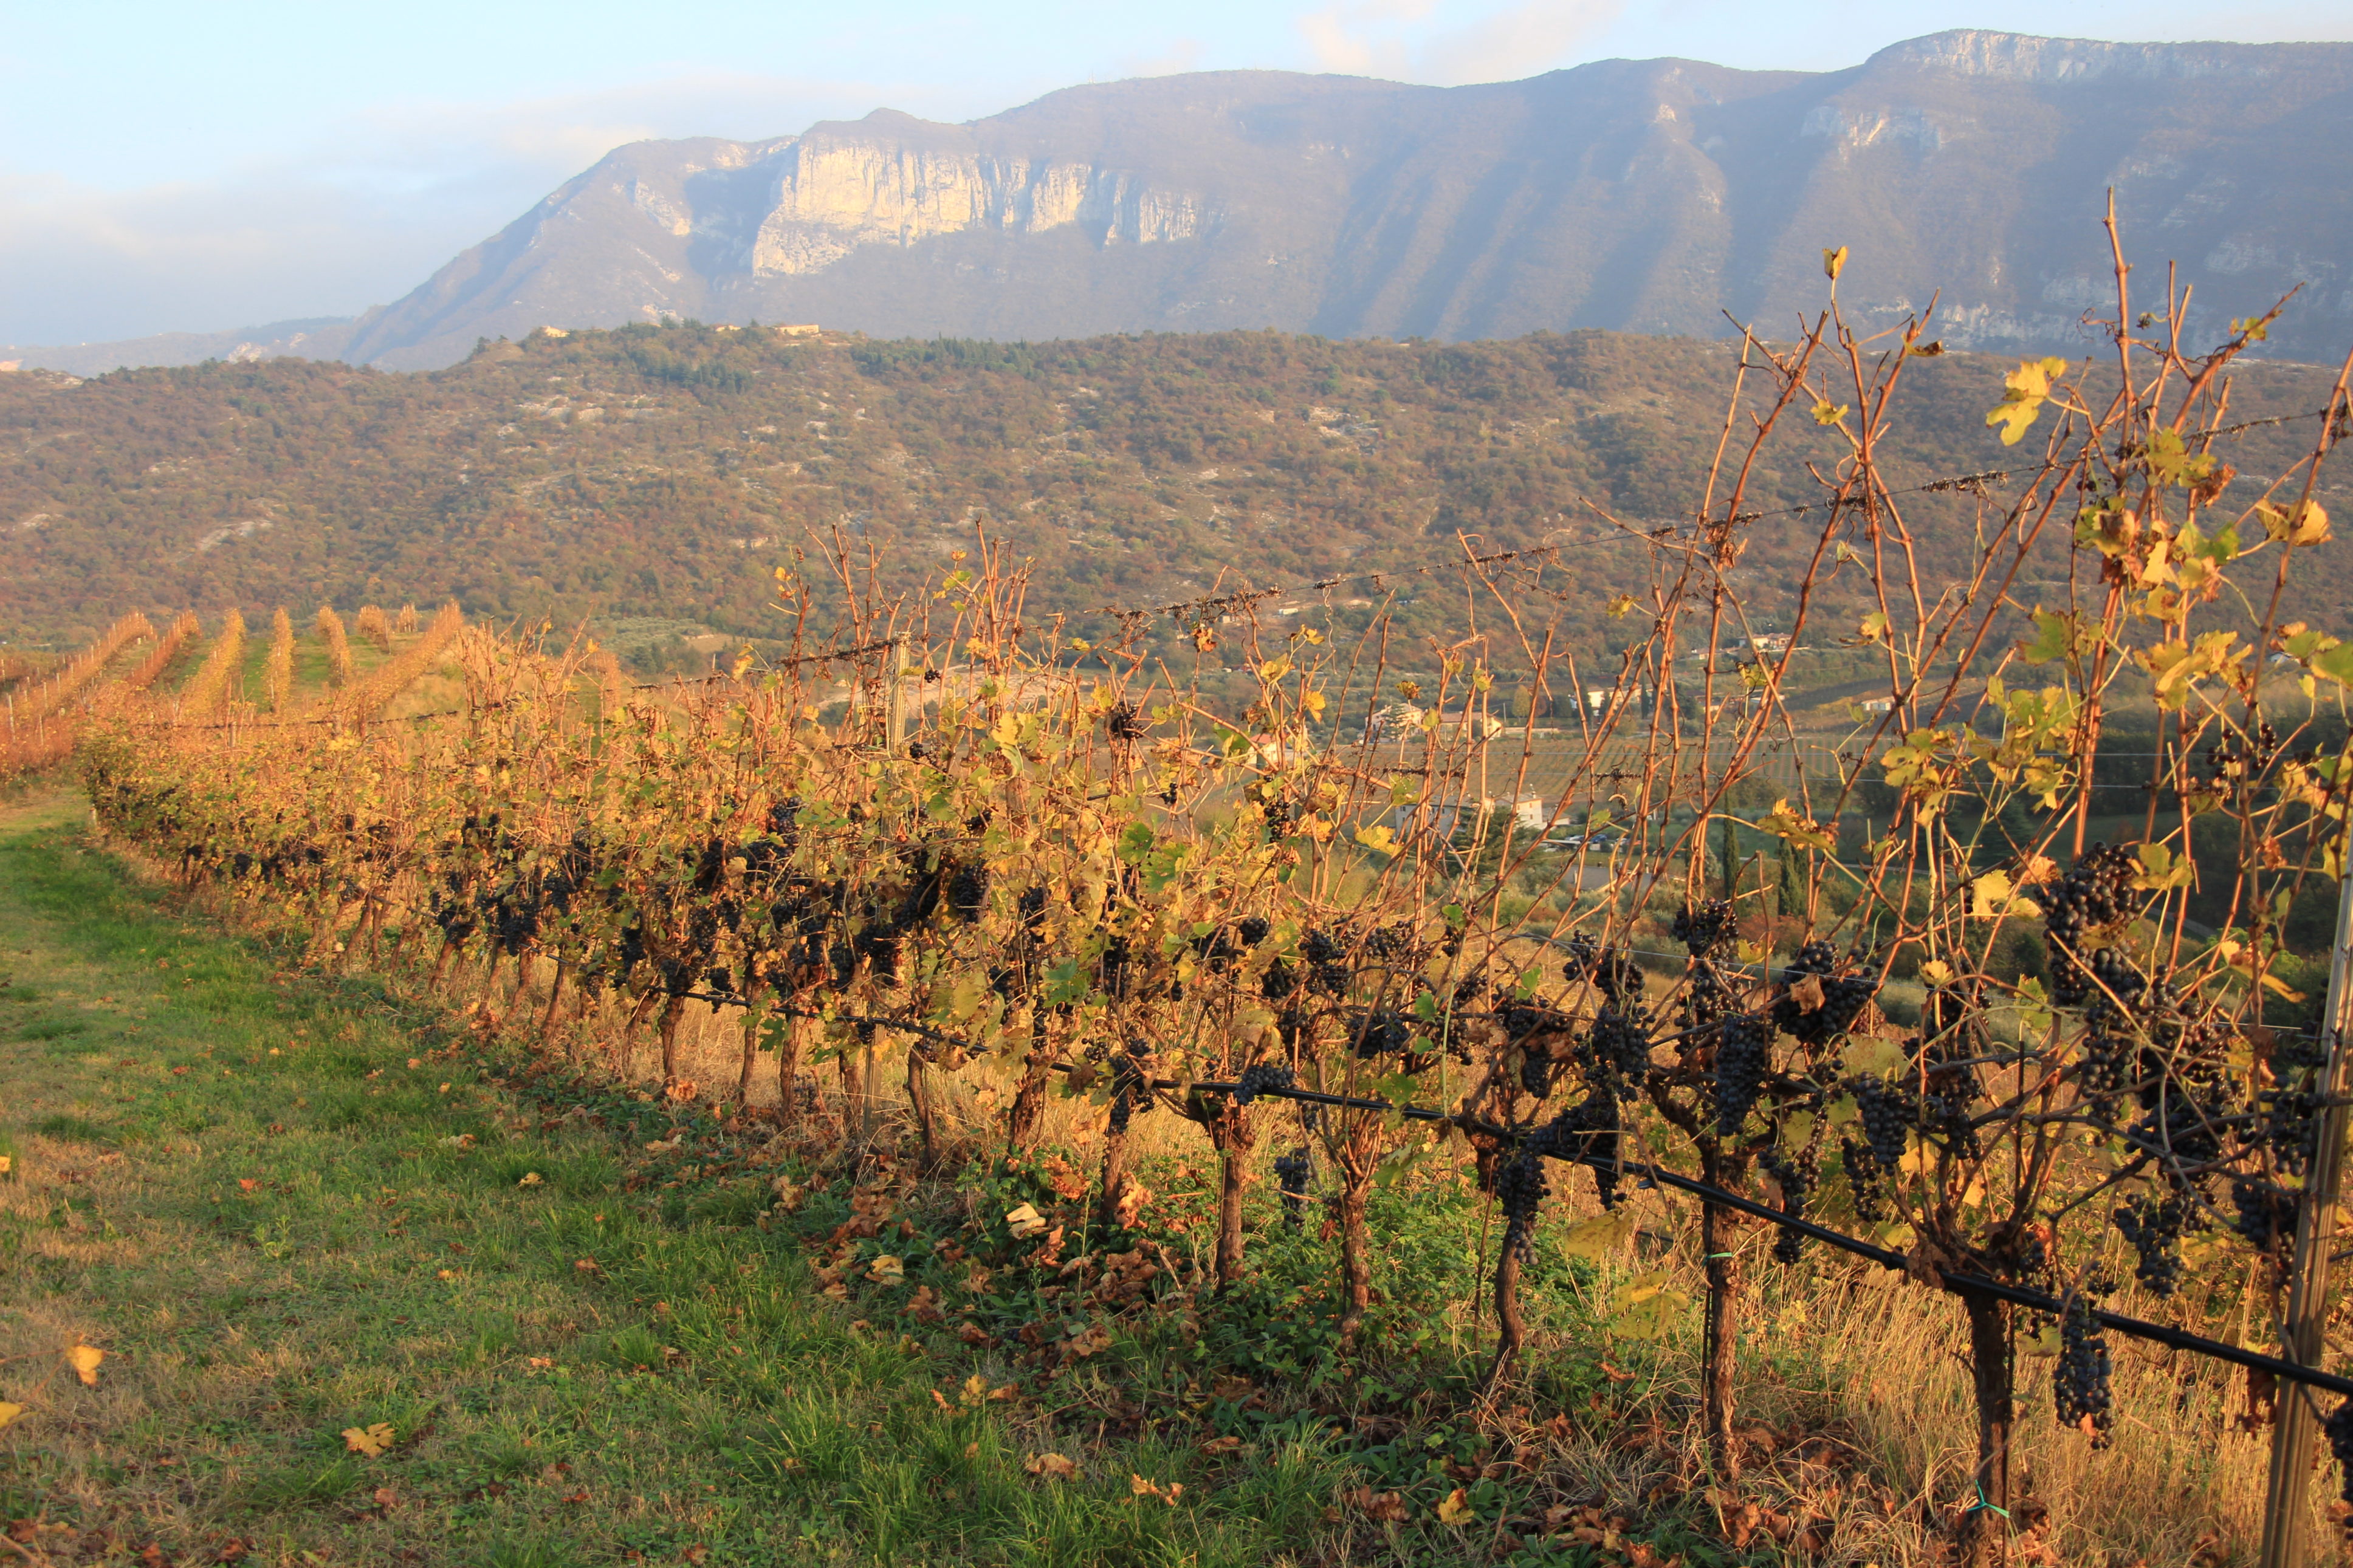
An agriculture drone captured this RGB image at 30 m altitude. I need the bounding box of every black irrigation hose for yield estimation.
[1054,1063,2353,1400]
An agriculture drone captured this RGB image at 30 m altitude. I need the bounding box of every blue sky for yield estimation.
[3,0,2348,344]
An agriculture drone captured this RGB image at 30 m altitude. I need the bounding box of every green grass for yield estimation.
[0,794,1346,1565]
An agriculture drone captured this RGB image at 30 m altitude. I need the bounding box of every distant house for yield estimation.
[1750,632,1791,655]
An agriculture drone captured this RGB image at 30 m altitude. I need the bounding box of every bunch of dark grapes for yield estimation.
[1365,922,1421,964]
[2111,1189,2189,1298]
[2041,844,2136,1005]
[1520,1047,1558,1099]
[1563,936,1644,1002]
[1773,940,1878,1044]
[1232,1062,1296,1105]
[1853,1075,1913,1173]
[1274,1149,1314,1231]
[1920,1082,1983,1162]
[1190,925,1238,971]
[1017,884,1051,933]
[1679,962,1736,1035]
[1764,1137,1821,1264]
[1673,898,1736,957]
[2325,1399,2353,1520]
[947,861,991,920]
[2078,1014,2134,1107]
[1495,1148,1551,1258]
[1712,1012,1773,1134]
[1105,1049,1154,1135]
[2231,1176,2295,1254]
[1584,1000,1655,1091]
[1841,1137,1886,1223]
[1300,928,1352,995]
[2053,1292,2115,1447]
[1105,702,1146,741]
[1352,1010,1414,1059]
[1533,1094,1626,1210]
[2085,947,2146,1019]
[2201,721,2279,802]
[1237,916,1269,948]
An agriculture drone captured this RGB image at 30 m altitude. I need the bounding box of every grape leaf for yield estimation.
[343,1422,396,1457]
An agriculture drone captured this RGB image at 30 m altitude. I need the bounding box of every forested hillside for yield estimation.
[2,322,2344,662]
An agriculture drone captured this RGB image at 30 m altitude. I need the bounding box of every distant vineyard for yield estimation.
[74,251,2353,1564]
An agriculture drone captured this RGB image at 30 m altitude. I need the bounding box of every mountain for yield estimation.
[2,323,2345,657]
[9,29,2353,375]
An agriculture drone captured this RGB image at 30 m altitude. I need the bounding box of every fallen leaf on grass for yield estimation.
[1436,1487,1473,1524]
[372,1487,397,1508]
[1197,1436,1243,1456]
[1004,1202,1048,1239]
[1338,1487,1410,1523]
[517,1172,544,1187]
[236,1179,258,1193]
[342,1423,396,1457]
[66,1346,105,1386]
[1025,1452,1081,1480]
[562,1489,589,1504]
[0,1403,22,1429]
[574,1258,600,1273]
[1064,1324,1112,1358]
[1130,1474,1183,1505]
[866,1255,905,1284]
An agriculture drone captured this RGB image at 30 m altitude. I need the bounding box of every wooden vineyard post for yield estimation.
[2259,868,2353,1568]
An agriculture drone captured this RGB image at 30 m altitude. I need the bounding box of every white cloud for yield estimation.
[1296,0,1623,83]
[0,69,957,346]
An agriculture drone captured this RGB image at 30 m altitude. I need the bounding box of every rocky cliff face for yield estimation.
[18,30,2353,373]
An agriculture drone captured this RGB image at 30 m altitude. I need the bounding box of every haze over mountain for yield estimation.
[9,28,2353,374]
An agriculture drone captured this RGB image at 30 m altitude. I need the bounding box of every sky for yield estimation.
[3,0,2349,346]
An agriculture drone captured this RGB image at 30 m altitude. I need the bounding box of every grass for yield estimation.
[0,793,1347,1566]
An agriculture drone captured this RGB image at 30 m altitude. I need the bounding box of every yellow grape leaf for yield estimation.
[1987,357,2069,446]
[1841,1035,1908,1080]
[1025,1451,1081,1480]
[0,1154,12,1177]
[1606,593,1638,618]
[0,1402,22,1429]
[867,1255,905,1285]
[1557,1211,1637,1262]
[1812,399,1849,426]
[65,1346,105,1386]
[1437,1487,1474,1524]
[343,1422,396,1457]
[1605,1270,1692,1340]
[2263,500,2332,546]
[1759,798,1835,854]
[1354,824,1398,856]
[1970,870,2041,920]
[1822,245,1849,281]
